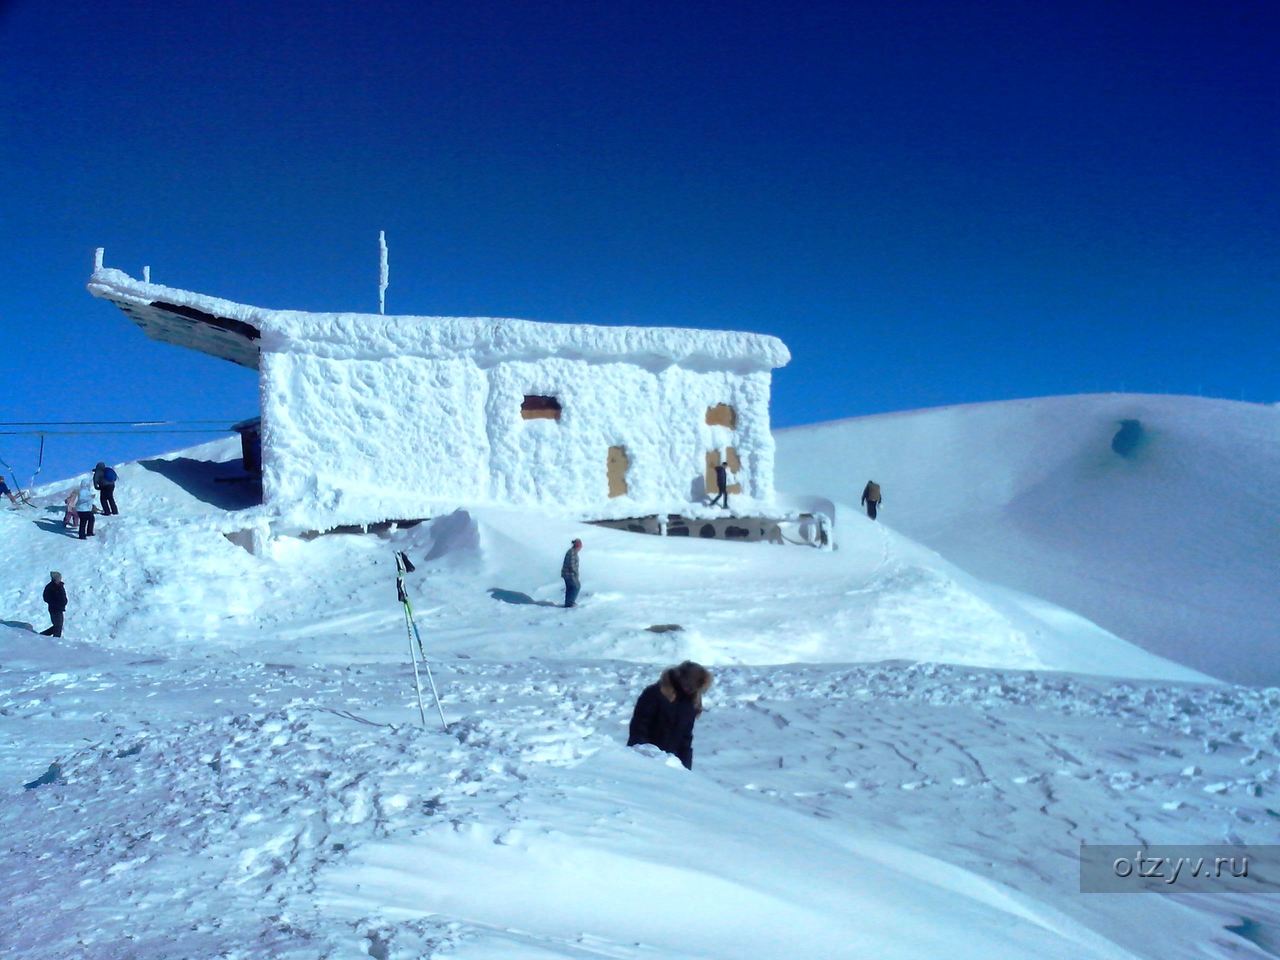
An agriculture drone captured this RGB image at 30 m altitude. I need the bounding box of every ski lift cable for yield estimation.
[0,419,239,426]
[0,429,234,436]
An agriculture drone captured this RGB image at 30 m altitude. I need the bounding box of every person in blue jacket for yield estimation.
[93,462,119,515]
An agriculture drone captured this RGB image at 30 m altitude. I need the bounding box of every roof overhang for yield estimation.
[88,270,261,369]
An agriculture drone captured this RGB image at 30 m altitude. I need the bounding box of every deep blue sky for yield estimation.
[1,0,1276,485]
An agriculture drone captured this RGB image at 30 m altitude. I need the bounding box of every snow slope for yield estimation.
[2,427,1276,959]
[776,394,1280,686]
[1,437,1200,681]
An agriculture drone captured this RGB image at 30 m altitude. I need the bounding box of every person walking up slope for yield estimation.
[93,462,119,516]
[561,538,583,608]
[40,572,66,637]
[627,661,714,770]
[861,480,882,520]
[75,478,96,539]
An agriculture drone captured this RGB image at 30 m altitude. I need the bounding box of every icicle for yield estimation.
[94,247,104,271]
[143,265,151,283]
[378,231,389,315]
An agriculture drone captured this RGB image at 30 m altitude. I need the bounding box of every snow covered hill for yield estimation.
[1,435,1199,681]
[776,394,1280,686]
[2,413,1277,959]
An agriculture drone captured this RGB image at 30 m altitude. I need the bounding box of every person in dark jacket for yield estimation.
[860,480,882,520]
[561,538,582,608]
[93,462,119,516]
[708,461,731,509]
[627,661,714,770]
[40,571,66,637]
[0,476,19,505]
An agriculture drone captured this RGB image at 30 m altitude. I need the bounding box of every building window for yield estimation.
[522,395,562,421]
[608,445,630,498]
[705,403,736,429]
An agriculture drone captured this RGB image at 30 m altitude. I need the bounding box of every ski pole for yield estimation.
[402,601,428,727]
[395,550,447,731]
[405,599,449,731]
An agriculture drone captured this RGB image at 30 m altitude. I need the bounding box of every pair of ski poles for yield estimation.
[395,551,449,731]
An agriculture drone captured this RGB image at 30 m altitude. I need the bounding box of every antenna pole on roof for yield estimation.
[94,247,104,271]
[378,230,389,315]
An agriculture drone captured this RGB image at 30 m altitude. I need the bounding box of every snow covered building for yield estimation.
[88,265,791,530]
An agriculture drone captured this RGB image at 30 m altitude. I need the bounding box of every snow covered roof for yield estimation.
[88,269,790,372]
[88,270,262,368]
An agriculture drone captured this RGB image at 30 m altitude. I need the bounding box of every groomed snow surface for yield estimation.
[2,393,1278,959]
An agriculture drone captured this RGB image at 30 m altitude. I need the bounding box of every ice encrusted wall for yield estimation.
[258,312,787,526]
[261,347,781,523]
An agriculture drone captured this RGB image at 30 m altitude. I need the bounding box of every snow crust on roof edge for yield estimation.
[88,268,791,370]
[88,268,272,329]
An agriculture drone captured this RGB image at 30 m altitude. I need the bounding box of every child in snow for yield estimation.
[62,488,78,528]
[627,661,713,770]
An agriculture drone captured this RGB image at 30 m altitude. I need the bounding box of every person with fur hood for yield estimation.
[627,661,713,770]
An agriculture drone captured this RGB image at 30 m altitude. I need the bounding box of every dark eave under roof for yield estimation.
[109,297,261,369]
